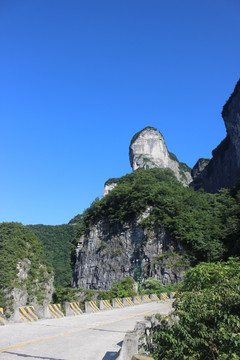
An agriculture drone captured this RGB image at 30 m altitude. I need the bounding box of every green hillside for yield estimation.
[28,224,75,287]
[71,168,240,264]
[0,222,53,314]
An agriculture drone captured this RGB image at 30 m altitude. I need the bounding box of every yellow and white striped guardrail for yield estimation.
[0,308,7,326]
[124,297,134,306]
[171,292,176,298]
[100,300,113,311]
[160,292,169,300]
[142,295,152,303]
[19,306,38,322]
[48,304,64,318]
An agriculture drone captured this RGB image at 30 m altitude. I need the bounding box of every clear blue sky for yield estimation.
[0,0,239,225]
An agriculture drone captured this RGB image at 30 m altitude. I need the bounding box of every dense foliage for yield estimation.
[28,224,75,287]
[143,277,179,296]
[151,258,240,360]
[71,168,240,264]
[53,277,137,305]
[0,222,53,313]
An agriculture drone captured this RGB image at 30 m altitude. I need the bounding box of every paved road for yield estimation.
[0,301,172,360]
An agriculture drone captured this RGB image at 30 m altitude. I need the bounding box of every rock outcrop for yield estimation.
[0,222,54,319]
[72,211,187,290]
[103,178,119,196]
[191,79,240,192]
[129,127,192,186]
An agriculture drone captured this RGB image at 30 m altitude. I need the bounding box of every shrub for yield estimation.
[151,258,240,360]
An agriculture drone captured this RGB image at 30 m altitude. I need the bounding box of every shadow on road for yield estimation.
[4,351,65,360]
[92,327,126,333]
[102,351,118,360]
[102,341,122,360]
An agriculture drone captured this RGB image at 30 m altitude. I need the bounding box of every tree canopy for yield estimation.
[71,168,240,264]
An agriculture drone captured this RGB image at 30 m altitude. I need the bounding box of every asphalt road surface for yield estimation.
[0,301,172,360]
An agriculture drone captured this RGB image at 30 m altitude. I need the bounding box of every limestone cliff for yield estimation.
[72,211,187,290]
[191,79,240,192]
[0,223,54,319]
[103,178,120,196]
[129,127,192,186]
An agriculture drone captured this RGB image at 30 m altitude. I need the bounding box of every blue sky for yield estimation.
[0,0,239,225]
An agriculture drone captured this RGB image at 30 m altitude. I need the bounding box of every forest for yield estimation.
[71,168,240,264]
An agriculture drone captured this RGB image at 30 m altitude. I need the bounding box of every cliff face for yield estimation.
[129,127,192,186]
[72,211,187,290]
[0,222,54,319]
[191,79,240,192]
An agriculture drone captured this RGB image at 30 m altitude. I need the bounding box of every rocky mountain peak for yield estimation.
[222,79,240,167]
[191,79,240,192]
[129,126,192,186]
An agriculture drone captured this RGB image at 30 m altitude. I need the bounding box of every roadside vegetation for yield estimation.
[150,258,240,360]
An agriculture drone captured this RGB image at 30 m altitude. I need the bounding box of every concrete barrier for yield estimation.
[160,292,169,300]
[65,302,83,316]
[99,299,113,311]
[142,295,152,303]
[15,306,39,323]
[112,298,124,308]
[47,304,65,318]
[85,301,100,313]
[0,308,7,326]
[132,355,154,360]
[150,294,160,302]
[133,296,144,305]
[123,297,134,306]
[116,332,138,360]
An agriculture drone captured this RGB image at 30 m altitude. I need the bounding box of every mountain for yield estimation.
[0,222,54,318]
[27,224,75,287]
[71,168,240,290]
[72,79,240,290]
[191,79,240,192]
[129,126,192,186]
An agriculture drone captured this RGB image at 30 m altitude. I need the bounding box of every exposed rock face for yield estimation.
[72,211,187,290]
[103,182,118,196]
[6,259,54,321]
[223,79,240,159]
[191,158,210,191]
[191,79,240,192]
[129,127,192,186]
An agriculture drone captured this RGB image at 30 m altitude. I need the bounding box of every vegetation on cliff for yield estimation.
[151,258,240,360]
[0,222,53,315]
[71,168,240,264]
[28,224,75,287]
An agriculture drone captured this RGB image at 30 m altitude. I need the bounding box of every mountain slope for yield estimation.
[71,168,239,290]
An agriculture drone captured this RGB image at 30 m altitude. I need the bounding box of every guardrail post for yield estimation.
[112,298,124,308]
[99,300,113,311]
[85,301,100,313]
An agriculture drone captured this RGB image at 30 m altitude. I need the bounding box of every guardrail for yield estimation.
[2,292,173,324]
[15,306,39,323]
[0,308,7,326]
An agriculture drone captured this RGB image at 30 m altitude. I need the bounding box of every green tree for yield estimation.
[151,258,240,360]
[111,277,137,298]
